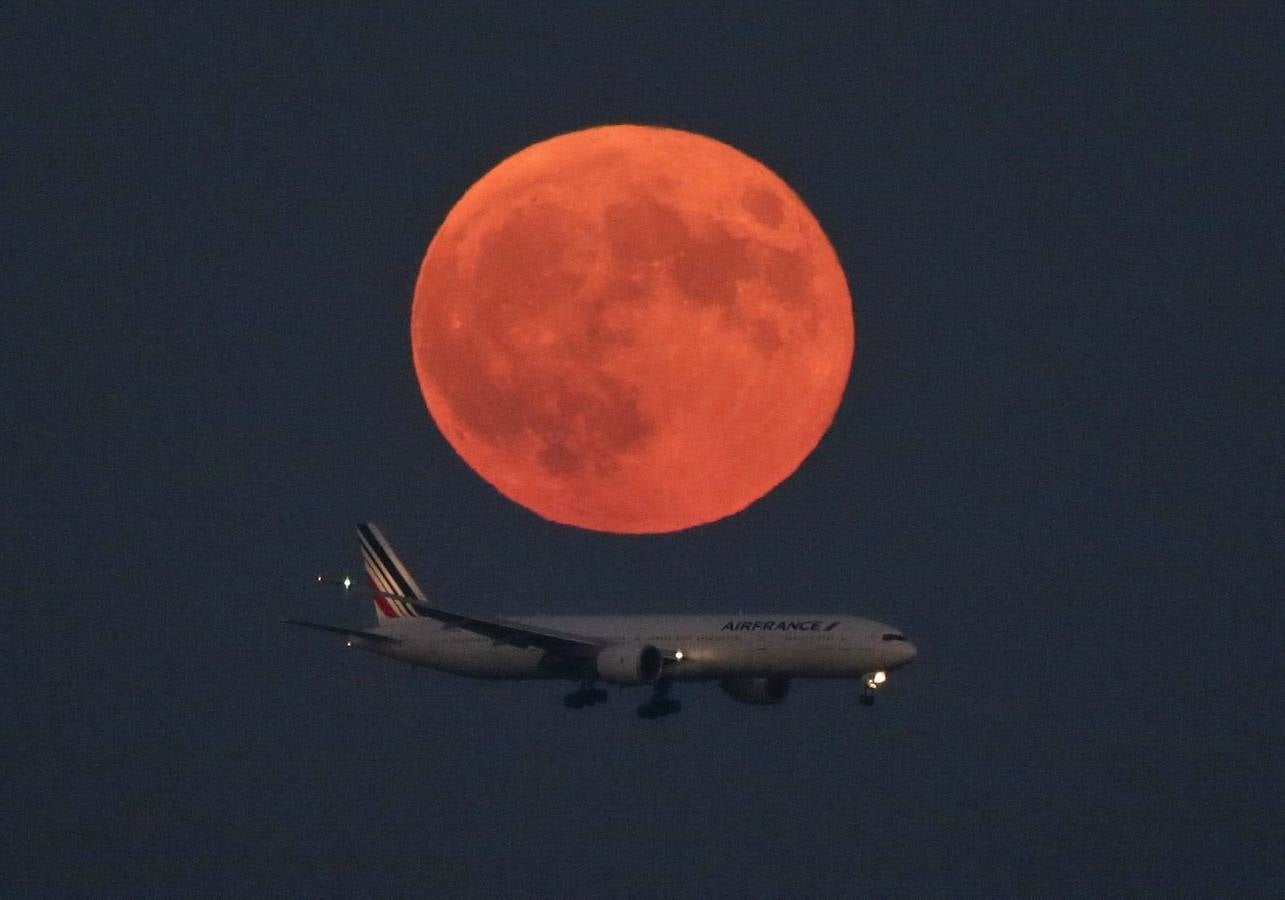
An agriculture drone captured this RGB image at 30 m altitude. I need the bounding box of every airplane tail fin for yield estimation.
[357,522,428,621]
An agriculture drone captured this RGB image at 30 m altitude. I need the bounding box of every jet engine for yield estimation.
[719,676,790,704]
[595,643,663,685]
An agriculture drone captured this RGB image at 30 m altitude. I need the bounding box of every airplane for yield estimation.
[287,523,917,718]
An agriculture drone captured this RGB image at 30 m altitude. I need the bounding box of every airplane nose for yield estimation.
[899,641,918,666]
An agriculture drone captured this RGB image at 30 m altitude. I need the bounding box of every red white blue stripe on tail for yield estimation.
[357,523,426,620]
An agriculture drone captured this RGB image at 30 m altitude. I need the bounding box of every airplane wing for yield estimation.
[395,596,604,657]
[386,594,682,661]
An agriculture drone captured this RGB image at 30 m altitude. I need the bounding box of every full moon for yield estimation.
[412,125,854,533]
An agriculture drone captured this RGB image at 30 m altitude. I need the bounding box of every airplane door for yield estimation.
[754,634,772,672]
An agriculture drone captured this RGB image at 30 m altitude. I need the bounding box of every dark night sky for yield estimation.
[4,4,1282,896]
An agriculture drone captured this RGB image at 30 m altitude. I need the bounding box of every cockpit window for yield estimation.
[881,633,907,641]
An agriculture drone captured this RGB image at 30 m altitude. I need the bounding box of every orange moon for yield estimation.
[411,125,854,533]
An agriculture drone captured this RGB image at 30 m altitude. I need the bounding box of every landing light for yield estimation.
[873,670,887,684]
[342,576,352,590]
[674,650,685,661]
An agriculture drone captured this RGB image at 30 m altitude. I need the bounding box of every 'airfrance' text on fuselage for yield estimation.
[720,620,840,632]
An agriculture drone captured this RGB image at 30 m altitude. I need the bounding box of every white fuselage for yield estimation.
[360,613,917,681]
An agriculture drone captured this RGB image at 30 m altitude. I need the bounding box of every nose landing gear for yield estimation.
[861,670,887,707]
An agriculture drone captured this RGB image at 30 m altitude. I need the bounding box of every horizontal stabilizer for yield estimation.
[283,619,399,643]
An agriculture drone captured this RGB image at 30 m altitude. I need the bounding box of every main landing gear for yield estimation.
[636,679,681,719]
[563,683,609,709]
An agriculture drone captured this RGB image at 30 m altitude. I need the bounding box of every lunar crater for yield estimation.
[742,186,785,227]
[531,370,656,479]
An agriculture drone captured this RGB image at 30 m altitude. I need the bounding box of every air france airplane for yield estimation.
[288,524,917,718]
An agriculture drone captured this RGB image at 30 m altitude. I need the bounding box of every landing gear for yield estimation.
[636,679,681,719]
[563,684,609,709]
[860,670,887,707]
[637,699,681,719]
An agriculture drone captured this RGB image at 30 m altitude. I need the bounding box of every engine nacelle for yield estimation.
[720,676,790,705]
[595,643,663,685]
